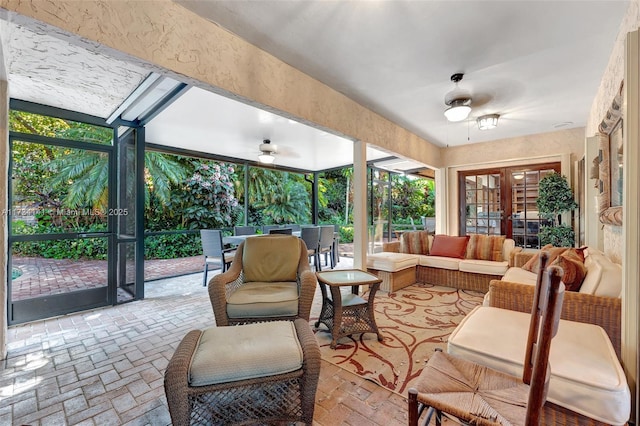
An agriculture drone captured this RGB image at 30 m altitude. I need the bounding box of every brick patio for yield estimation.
[1,261,417,426]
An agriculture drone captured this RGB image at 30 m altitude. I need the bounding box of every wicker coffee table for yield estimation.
[315,269,383,348]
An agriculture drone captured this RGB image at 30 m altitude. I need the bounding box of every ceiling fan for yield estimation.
[444,73,472,122]
[258,139,277,164]
[443,73,500,130]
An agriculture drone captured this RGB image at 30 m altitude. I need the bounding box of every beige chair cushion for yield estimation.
[458,259,508,276]
[448,306,630,425]
[418,255,459,270]
[227,281,299,318]
[366,252,418,272]
[189,321,303,386]
[243,235,300,282]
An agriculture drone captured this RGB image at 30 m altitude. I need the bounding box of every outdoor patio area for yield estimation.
[1,252,412,426]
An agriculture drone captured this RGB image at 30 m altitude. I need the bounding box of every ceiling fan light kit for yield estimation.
[477,113,500,130]
[444,73,472,122]
[258,139,277,164]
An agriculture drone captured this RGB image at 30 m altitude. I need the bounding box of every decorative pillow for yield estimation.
[429,235,470,259]
[465,234,506,262]
[400,231,431,255]
[521,244,568,273]
[553,253,587,291]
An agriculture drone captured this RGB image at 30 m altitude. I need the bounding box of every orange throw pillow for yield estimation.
[553,253,587,291]
[521,245,568,273]
[429,235,470,259]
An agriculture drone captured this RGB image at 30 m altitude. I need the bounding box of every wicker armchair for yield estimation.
[208,235,317,326]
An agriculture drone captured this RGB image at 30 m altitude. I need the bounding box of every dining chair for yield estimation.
[269,228,293,235]
[262,225,282,234]
[300,226,321,270]
[234,225,257,236]
[407,251,565,425]
[286,224,302,232]
[200,229,236,287]
[318,225,335,271]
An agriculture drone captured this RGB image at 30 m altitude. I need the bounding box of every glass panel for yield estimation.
[11,140,109,234]
[11,237,108,301]
[117,241,136,303]
[9,110,113,145]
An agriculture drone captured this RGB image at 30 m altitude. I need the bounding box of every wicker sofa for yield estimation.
[487,248,622,357]
[372,232,521,293]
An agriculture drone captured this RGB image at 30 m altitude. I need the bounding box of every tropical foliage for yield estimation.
[9,109,437,259]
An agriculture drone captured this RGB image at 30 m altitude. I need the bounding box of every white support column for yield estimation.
[585,136,604,251]
[623,29,639,424]
[435,167,447,235]
[353,140,367,270]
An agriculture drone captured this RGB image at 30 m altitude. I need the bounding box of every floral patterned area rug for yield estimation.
[311,283,484,396]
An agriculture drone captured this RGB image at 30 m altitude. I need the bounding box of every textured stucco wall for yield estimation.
[587,0,640,262]
[0,0,441,168]
[442,127,584,167]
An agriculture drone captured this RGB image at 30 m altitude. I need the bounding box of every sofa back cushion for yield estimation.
[400,231,431,255]
[581,251,622,297]
[242,235,300,282]
[465,234,506,262]
[429,235,470,259]
[502,239,516,262]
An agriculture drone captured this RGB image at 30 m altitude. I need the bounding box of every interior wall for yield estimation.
[441,128,584,235]
[586,0,640,262]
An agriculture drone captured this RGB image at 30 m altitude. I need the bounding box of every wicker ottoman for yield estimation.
[367,252,418,292]
[164,319,320,425]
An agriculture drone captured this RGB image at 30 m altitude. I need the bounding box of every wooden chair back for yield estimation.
[524,251,565,423]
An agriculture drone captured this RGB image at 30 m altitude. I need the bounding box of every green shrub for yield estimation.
[144,233,201,259]
[339,226,354,243]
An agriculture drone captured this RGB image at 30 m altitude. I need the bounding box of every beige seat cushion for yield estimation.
[366,252,418,272]
[189,321,303,386]
[448,306,630,425]
[243,235,300,282]
[458,259,508,275]
[227,281,299,318]
[418,255,460,270]
[501,266,538,285]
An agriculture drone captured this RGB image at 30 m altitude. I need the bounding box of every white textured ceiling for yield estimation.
[177,0,628,147]
[0,1,630,172]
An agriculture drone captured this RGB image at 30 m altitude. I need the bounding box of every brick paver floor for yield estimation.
[1,260,422,426]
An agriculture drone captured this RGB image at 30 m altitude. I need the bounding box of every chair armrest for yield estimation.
[489,280,622,359]
[297,270,318,321]
[513,250,537,268]
[208,249,244,326]
[383,241,401,252]
[508,247,523,267]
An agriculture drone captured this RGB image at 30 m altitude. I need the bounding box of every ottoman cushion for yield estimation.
[366,252,418,272]
[189,321,303,386]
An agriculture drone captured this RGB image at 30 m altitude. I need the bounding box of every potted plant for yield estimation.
[536,172,578,247]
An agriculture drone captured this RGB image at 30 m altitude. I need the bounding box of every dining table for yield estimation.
[223,231,301,246]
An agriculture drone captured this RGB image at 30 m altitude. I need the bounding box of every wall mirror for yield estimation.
[597,82,623,226]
